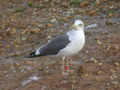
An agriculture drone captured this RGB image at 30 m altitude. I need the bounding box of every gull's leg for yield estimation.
[62,56,73,75]
[62,56,65,74]
[66,57,74,73]
[62,56,70,75]
[62,56,71,75]
[69,57,73,73]
[66,58,70,72]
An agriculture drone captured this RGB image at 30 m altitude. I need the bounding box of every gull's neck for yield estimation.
[76,27,84,33]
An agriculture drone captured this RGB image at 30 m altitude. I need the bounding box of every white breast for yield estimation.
[58,30,85,56]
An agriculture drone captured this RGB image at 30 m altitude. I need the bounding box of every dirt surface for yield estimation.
[0,0,120,90]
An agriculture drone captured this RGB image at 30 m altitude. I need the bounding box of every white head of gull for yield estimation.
[72,19,84,30]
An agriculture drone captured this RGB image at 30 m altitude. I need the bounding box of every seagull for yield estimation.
[27,19,85,74]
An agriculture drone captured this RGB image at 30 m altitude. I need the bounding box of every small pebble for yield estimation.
[110,69,116,73]
[50,18,57,23]
[114,62,119,66]
[84,73,88,77]
[98,62,103,66]
[97,70,103,74]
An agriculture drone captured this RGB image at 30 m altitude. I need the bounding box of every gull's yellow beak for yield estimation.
[72,24,77,29]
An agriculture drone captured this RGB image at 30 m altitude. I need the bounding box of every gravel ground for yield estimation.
[0,0,120,90]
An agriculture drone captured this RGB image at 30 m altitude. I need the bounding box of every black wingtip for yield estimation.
[24,51,37,58]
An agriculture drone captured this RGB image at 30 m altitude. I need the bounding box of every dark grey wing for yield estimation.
[39,34,70,56]
[27,34,70,58]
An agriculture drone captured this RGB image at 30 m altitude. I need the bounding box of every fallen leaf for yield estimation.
[70,0,82,4]
[106,20,113,25]
[97,70,103,74]
[21,36,27,41]
[88,10,97,16]
[47,23,53,27]
[80,1,88,7]
[30,29,41,33]
[98,62,103,66]
[96,0,100,5]
[108,13,113,17]
[27,1,33,7]
[84,73,88,77]
[110,69,116,73]
[97,40,102,45]
[114,62,119,66]
[14,7,26,13]
[10,28,17,34]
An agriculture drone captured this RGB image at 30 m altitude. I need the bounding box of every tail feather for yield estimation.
[25,50,41,58]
